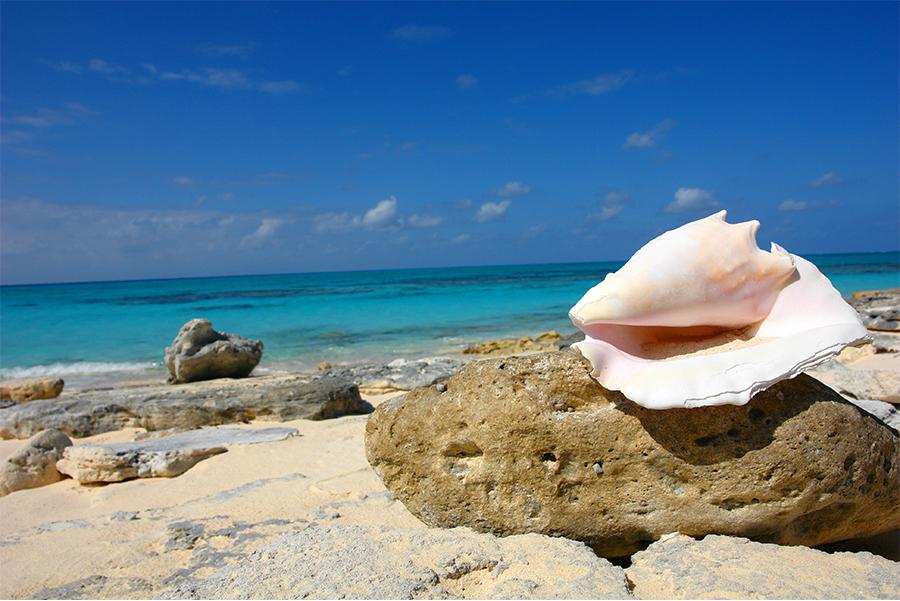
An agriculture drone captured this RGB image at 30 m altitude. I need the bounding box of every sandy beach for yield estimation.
[0,391,419,598]
[1,324,898,598]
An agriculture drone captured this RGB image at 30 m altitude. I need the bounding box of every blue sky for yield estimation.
[1,1,897,285]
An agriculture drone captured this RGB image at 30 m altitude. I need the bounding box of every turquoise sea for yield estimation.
[1,253,898,385]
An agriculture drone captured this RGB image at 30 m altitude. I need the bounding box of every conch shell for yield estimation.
[570,211,868,409]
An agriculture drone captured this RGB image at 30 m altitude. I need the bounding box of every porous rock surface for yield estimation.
[626,533,900,599]
[0,429,72,496]
[0,374,368,439]
[165,319,263,384]
[166,524,633,600]
[0,378,64,403]
[366,350,900,557]
[851,288,900,332]
[56,426,296,483]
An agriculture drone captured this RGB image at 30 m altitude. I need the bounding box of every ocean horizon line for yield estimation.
[3,249,898,289]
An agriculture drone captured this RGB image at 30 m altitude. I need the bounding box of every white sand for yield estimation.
[0,392,424,598]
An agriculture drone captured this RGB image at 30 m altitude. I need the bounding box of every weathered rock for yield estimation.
[810,359,900,403]
[463,331,562,356]
[328,356,465,392]
[849,399,900,430]
[0,378,64,403]
[851,288,900,332]
[166,524,633,600]
[366,351,900,557]
[57,426,296,483]
[0,374,368,439]
[626,533,900,599]
[165,319,263,384]
[0,429,72,496]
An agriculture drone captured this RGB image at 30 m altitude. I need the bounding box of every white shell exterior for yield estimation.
[571,213,868,409]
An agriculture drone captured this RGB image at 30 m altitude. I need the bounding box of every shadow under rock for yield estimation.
[612,374,849,466]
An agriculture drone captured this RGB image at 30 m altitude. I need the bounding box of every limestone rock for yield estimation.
[165,319,263,384]
[167,524,633,599]
[328,356,465,392]
[851,288,900,332]
[463,331,562,356]
[810,359,900,403]
[57,426,296,483]
[0,374,368,439]
[0,429,72,496]
[0,378,64,403]
[625,533,900,599]
[849,399,900,430]
[366,351,900,557]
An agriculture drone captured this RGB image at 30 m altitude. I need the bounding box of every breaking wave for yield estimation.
[0,361,161,380]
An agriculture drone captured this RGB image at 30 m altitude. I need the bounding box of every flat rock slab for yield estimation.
[165,524,633,600]
[810,359,900,404]
[367,350,900,557]
[57,426,297,483]
[0,374,368,440]
[626,533,900,599]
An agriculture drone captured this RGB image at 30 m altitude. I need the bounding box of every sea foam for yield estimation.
[0,361,160,380]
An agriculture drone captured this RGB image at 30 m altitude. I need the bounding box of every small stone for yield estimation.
[435,383,447,393]
[592,462,603,475]
[318,362,334,371]
[0,378,64,403]
[0,429,72,496]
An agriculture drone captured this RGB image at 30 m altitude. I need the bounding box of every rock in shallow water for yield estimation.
[165,319,264,384]
[57,426,297,483]
[851,288,900,332]
[366,350,900,557]
[625,533,900,600]
[0,429,72,496]
[165,524,633,600]
[0,374,368,439]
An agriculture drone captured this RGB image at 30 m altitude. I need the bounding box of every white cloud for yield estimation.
[452,233,470,244]
[778,199,812,211]
[154,66,252,89]
[595,191,630,221]
[624,119,675,149]
[362,196,398,227]
[495,181,531,198]
[314,196,401,232]
[241,217,284,248]
[809,172,843,188]
[88,58,129,75]
[408,214,444,228]
[257,80,303,95]
[475,200,511,223]
[554,70,634,97]
[313,211,359,233]
[389,24,451,42]
[0,198,298,283]
[1,130,35,144]
[173,176,193,186]
[49,59,300,94]
[665,187,718,213]
[456,74,478,90]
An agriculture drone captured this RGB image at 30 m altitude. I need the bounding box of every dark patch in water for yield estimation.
[190,304,258,311]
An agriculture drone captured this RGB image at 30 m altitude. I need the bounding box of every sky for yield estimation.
[1,1,898,285]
